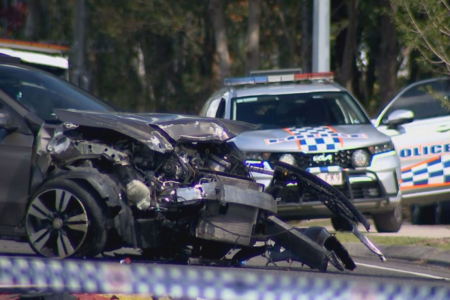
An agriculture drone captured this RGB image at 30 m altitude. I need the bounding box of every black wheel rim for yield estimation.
[26,189,88,258]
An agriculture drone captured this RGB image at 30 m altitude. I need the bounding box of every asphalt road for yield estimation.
[1,238,450,291]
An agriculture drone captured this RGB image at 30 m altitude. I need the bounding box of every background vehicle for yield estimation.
[199,70,403,233]
[0,38,69,78]
[373,77,450,225]
[0,56,385,272]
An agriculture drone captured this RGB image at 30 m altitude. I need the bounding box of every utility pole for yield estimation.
[312,0,330,72]
[71,0,89,90]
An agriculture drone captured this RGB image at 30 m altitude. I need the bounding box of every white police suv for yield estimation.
[200,70,403,232]
[374,77,450,225]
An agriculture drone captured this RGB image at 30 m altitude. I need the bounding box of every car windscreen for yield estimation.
[231,92,370,129]
[0,64,117,122]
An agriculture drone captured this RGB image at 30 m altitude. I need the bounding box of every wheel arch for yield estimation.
[32,167,136,247]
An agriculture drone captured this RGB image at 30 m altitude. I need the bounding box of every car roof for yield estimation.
[229,82,344,98]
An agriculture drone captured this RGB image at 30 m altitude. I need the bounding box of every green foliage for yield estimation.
[392,0,450,74]
[3,0,441,116]
[391,0,450,109]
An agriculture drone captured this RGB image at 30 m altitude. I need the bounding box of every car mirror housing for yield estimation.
[387,109,414,129]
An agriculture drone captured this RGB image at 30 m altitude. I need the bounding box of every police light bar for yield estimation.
[224,71,334,86]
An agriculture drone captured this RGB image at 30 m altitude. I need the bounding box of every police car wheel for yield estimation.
[373,205,402,233]
[435,201,450,225]
[410,204,435,225]
[331,216,353,232]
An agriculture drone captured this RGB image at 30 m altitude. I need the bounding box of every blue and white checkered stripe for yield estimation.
[265,126,367,152]
[307,166,343,174]
[401,155,450,187]
[0,256,448,300]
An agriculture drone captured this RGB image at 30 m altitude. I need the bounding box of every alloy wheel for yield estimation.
[26,189,89,258]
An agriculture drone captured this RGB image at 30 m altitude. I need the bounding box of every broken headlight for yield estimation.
[245,152,270,161]
[279,154,296,166]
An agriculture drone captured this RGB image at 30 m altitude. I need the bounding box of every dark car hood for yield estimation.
[54,109,258,146]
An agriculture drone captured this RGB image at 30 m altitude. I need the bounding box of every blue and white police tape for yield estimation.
[0,256,448,300]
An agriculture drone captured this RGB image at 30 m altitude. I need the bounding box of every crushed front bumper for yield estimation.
[249,162,401,219]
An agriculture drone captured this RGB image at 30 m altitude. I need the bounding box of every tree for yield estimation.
[392,1,450,75]
[245,0,261,73]
[336,0,358,93]
[377,0,398,109]
[209,0,231,85]
[390,0,450,109]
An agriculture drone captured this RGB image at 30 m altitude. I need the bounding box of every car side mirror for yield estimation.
[0,111,18,131]
[387,109,414,129]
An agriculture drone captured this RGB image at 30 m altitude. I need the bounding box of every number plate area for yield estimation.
[316,172,343,185]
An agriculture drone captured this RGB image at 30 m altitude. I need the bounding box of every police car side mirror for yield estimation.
[387,109,414,129]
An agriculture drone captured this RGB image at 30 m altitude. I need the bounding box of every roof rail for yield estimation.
[224,71,334,87]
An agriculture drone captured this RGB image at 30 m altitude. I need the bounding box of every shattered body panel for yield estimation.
[54,109,258,144]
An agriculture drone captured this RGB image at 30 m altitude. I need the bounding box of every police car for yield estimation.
[374,77,450,225]
[200,70,403,232]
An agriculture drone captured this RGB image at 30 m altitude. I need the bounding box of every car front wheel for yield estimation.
[25,178,108,259]
[373,205,402,233]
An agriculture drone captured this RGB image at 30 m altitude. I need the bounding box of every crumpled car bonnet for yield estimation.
[53,109,259,145]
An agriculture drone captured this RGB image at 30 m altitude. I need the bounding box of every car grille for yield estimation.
[269,150,356,169]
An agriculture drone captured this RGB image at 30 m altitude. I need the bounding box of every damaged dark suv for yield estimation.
[0,57,384,272]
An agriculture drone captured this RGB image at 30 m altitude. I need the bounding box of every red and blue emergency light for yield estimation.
[224,71,334,86]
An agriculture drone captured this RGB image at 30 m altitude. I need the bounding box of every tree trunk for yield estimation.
[71,0,89,90]
[377,0,398,110]
[301,0,311,73]
[24,0,42,40]
[338,0,358,92]
[245,0,261,73]
[209,0,230,86]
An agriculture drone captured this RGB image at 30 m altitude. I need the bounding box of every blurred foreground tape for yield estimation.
[0,256,448,300]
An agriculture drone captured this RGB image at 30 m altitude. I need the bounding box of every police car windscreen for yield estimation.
[231,92,370,129]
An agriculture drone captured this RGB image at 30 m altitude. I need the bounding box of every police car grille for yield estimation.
[279,181,383,204]
[269,150,355,169]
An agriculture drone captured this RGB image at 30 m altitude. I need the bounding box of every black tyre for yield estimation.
[435,201,450,225]
[25,178,107,259]
[410,204,435,225]
[331,216,354,232]
[373,205,402,233]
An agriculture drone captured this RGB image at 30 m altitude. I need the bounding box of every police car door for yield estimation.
[376,78,450,201]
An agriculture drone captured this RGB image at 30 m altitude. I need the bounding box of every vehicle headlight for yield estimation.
[351,149,370,167]
[245,152,270,161]
[368,141,395,154]
[279,154,296,166]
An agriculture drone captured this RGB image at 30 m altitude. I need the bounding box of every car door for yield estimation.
[375,79,450,200]
[0,96,34,231]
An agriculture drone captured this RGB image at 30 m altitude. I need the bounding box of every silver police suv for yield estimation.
[373,77,450,225]
[200,70,403,232]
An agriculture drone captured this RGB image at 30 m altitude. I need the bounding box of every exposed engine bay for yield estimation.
[27,109,385,272]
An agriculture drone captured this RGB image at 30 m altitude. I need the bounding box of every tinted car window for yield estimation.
[382,79,450,124]
[0,64,116,122]
[231,92,370,129]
